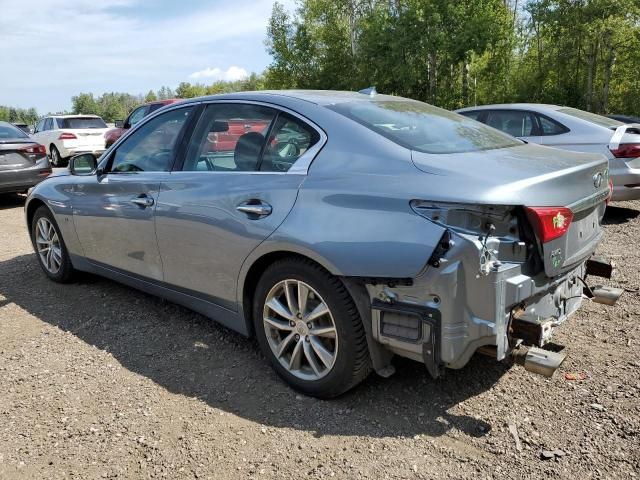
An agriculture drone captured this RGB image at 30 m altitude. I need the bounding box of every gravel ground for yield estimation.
[0,193,638,479]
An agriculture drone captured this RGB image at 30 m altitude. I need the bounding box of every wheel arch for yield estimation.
[239,247,394,374]
[239,247,341,337]
[25,197,48,231]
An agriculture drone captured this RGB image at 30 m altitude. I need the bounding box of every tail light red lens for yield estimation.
[20,144,47,155]
[525,207,574,243]
[609,143,640,158]
[59,132,77,140]
[606,179,614,205]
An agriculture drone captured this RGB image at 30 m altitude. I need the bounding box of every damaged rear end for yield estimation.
[367,145,616,379]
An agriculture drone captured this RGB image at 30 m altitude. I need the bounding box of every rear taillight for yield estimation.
[525,207,573,243]
[20,144,47,155]
[606,179,614,205]
[609,143,640,158]
[59,132,77,140]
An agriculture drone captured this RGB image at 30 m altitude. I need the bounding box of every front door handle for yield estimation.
[236,201,272,217]
[130,195,154,208]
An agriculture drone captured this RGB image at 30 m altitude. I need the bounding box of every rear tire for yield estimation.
[253,258,371,398]
[30,206,75,283]
[50,145,66,168]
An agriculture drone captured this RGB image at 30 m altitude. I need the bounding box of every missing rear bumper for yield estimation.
[371,299,442,379]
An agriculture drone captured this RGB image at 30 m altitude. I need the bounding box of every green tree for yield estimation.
[144,90,157,102]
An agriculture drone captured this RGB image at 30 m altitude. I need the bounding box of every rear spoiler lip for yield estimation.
[609,124,640,149]
[567,188,610,213]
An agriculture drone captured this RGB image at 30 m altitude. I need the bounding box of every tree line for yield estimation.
[264,0,640,114]
[4,0,639,125]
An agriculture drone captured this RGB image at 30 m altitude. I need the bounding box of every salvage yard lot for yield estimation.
[0,194,638,479]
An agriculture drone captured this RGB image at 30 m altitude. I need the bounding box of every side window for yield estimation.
[537,115,569,136]
[110,106,193,173]
[127,106,148,127]
[56,118,66,129]
[43,118,52,131]
[458,111,482,121]
[485,110,535,137]
[35,119,44,133]
[183,103,277,172]
[260,113,320,172]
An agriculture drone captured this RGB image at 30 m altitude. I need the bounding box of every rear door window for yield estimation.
[260,113,320,172]
[44,118,53,131]
[182,103,277,172]
[484,110,536,137]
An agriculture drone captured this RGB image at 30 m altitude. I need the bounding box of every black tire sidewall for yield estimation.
[253,259,363,398]
[31,206,74,283]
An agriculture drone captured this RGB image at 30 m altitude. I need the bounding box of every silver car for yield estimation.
[25,91,616,397]
[456,104,640,202]
[0,121,51,194]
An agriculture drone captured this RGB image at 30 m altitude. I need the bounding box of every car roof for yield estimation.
[48,114,103,119]
[456,103,564,113]
[176,90,415,107]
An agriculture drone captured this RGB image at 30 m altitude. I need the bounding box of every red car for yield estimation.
[206,119,271,152]
[104,99,180,148]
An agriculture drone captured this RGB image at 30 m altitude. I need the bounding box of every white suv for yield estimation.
[32,115,109,167]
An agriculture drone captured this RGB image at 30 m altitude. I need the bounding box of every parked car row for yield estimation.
[456,104,640,201]
[25,90,624,398]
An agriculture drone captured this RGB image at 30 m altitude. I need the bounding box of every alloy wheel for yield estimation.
[35,217,62,274]
[51,147,60,167]
[263,279,338,381]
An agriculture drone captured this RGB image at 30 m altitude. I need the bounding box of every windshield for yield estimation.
[58,117,107,129]
[0,123,29,140]
[328,100,522,154]
[558,107,623,129]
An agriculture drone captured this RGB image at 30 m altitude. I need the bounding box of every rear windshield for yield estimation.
[0,123,29,140]
[558,108,623,129]
[328,100,522,153]
[57,117,107,129]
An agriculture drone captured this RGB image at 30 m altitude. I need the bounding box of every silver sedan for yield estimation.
[456,103,640,202]
[25,91,616,397]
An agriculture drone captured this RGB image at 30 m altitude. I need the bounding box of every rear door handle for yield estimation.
[236,201,272,217]
[130,194,154,208]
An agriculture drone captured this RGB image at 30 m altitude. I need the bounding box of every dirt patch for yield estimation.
[1,192,638,479]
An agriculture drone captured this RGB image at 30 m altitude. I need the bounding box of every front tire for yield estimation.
[253,258,371,398]
[31,206,75,282]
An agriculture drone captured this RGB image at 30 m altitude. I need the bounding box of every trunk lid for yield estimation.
[412,144,609,277]
[0,140,43,171]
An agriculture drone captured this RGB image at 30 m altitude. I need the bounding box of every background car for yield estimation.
[607,114,640,124]
[12,123,32,135]
[104,98,180,148]
[0,121,51,194]
[456,104,640,201]
[26,91,612,398]
[32,115,109,167]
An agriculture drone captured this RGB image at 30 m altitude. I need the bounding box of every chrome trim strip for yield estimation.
[568,188,609,213]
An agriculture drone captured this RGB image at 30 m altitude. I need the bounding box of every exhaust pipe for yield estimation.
[511,346,566,378]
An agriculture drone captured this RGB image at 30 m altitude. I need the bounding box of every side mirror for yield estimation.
[70,153,98,175]
[114,120,124,128]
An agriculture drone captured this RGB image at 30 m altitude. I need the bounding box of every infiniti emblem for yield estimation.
[593,172,603,188]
